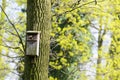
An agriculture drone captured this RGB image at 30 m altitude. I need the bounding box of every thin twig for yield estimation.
[1,41,24,54]
[1,53,24,59]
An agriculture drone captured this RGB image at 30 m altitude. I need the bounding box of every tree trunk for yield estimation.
[24,0,51,80]
[96,28,106,80]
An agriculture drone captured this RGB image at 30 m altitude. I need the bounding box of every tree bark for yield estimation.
[24,0,51,80]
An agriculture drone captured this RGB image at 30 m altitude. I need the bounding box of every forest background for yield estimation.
[0,0,120,80]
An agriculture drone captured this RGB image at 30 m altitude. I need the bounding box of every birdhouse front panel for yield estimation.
[26,31,40,56]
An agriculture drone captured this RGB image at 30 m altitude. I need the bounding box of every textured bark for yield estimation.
[24,0,51,80]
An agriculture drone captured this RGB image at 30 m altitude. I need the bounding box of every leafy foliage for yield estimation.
[49,1,94,80]
[0,0,10,79]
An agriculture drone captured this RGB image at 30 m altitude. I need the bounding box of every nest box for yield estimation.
[26,31,40,56]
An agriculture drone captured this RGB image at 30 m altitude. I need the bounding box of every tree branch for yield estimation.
[0,5,25,53]
[53,0,104,16]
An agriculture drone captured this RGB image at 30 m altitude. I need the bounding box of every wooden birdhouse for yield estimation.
[26,31,40,56]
